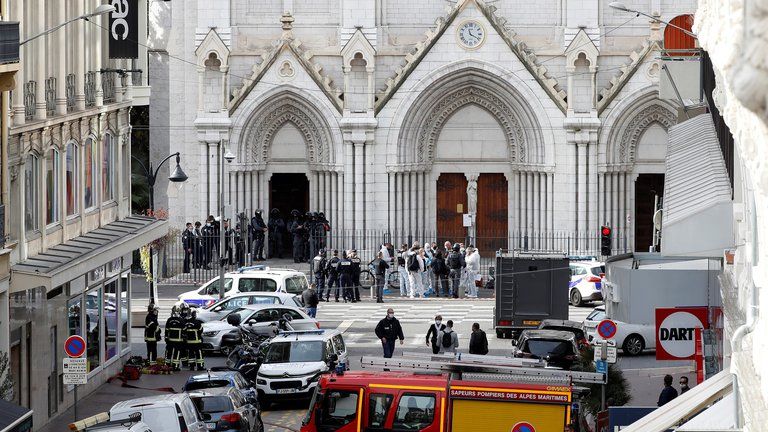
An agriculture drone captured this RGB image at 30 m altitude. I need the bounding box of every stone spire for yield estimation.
[281,12,295,39]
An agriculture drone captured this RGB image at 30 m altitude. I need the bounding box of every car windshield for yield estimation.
[590,266,606,276]
[185,379,231,391]
[264,341,324,363]
[586,309,606,321]
[193,395,234,413]
[523,339,574,359]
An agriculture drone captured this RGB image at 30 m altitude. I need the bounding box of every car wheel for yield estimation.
[570,289,583,307]
[623,334,645,356]
[496,329,504,339]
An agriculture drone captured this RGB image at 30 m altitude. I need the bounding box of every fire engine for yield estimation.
[300,353,605,432]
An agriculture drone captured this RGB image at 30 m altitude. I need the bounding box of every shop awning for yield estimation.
[11,215,168,292]
[661,113,733,257]
[0,399,32,432]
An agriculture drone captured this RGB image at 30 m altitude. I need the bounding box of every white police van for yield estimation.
[568,260,606,307]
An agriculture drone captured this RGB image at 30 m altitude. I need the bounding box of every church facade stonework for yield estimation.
[151,0,696,254]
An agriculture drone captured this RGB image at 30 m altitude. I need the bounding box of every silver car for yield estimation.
[201,304,318,354]
[196,292,305,323]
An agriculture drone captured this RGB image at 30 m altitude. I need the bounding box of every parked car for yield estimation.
[583,306,655,356]
[109,394,206,432]
[255,329,348,405]
[201,304,318,354]
[196,293,305,322]
[183,371,258,404]
[178,267,310,308]
[69,413,152,432]
[569,261,605,307]
[189,387,263,432]
[537,319,588,348]
[512,329,580,370]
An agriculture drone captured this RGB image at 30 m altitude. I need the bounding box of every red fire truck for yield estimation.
[300,354,605,432]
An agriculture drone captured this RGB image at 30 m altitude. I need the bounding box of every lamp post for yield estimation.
[132,152,188,303]
[20,4,116,46]
[219,144,236,300]
[608,2,698,38]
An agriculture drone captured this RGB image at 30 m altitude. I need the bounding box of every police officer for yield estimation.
[288,210,306,263]
[350,249,362,302]
[182,223,194,273]
[223,219,234,266]
[164,303,185,370]
[144,304,162,364]
[184,309,205,371]
[250,210,267,262]
[317,212,329,250]
[267,208,286,258]
[234,223,245,267]
[338,251,355,303]
[325,250,341,302]
[201,219,215,269]
[312,249,328,301]
[193,221,204,269]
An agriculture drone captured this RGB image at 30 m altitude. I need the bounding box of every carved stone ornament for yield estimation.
[619,104,676,163]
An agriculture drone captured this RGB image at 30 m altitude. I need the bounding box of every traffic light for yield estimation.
[601,226,612,256]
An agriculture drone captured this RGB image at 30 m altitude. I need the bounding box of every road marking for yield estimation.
[336,320,356,333]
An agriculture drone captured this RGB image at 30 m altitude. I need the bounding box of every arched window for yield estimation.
[85,137,97,208]
[664,15,696,55]
[46,148,60,225]
[103,133,114,201]
[66,142,78,216]
[24,154,39,232]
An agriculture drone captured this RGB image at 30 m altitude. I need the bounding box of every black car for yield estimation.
[513,329,581,370]
[189,387,263,432]
[537,319,588,348]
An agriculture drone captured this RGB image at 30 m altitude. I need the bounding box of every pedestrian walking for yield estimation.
[465,246,480,298]
[302,283,320,318]
[446,243,466,298]
[312,249,328,300]
[326,250,341,302]
[679,376,690,394]
[469,322,489,355]
[182,223,194,273]
[407,243,425,298]
[657,374,679,406]
[375,308,404,358]
[371,251,389,303]
[398,244,410,297]
[432,250,450,297]
[425,315,446,354]
[144,304,161,364]
[438,320,459,354]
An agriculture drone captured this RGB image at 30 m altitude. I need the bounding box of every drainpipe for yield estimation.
[730,277,759,428]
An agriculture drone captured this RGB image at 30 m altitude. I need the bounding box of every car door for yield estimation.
[209,296,251,320]
[364,391,395,432]
[279,308,317,330]
[390,392,440,432]
[316,387,363,432]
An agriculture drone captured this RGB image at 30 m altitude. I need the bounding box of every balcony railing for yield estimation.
[45,77,56,116]
[102,71,115,103]
[24,80,35,120]
[0,22,20,65]
[84,72,96,107]
[66,73,76,112]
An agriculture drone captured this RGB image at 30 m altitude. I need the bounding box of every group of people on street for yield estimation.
[180,209,331,273]
[375,310,489,358]
[143,302,205,371]
[657,374,691,406]
[311,248,365,303]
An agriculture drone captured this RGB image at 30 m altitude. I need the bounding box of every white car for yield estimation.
[583,306,656,356]
[110,394,206,432]
[178,266,310,308]
[569,261,605,307]
[255,330,348,404]
[196,292,305,322]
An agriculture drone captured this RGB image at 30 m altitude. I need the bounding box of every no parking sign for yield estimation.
[511,422,535,432]
[655,307,708,360]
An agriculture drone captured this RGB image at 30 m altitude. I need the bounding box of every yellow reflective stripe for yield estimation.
[356,388,363,432]
[369,384,444,392]
[439,396,445,432]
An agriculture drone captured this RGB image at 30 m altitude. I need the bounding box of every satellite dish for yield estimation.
[653,209,663,231]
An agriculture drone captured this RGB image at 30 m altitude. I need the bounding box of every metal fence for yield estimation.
[153,226,630,284]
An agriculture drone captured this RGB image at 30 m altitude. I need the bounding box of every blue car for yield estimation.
[183,371,258,404]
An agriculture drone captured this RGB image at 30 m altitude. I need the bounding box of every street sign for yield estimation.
[511,421,535,432]
[595,359,607,374]
[64,335,87,358]
[655,307,708,360]
[594,345,617,363]
[63,357,88,385]
[597,319,617,339]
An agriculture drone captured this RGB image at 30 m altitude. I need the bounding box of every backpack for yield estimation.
[407,254,419,271]
[441,330,453,348]
[447,252,460,269]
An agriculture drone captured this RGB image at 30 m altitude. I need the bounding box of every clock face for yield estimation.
[458,21,485,49]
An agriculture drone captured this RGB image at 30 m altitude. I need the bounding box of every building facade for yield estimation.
[4,1,162,429]
[153,0,696,255]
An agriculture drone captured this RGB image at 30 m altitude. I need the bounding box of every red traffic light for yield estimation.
[601,226,612,236]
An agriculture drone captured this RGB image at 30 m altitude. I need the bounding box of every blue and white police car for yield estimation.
[568,260,605,307]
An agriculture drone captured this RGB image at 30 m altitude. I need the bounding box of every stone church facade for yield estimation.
[150,0,696,254]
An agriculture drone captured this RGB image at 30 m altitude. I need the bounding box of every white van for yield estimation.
[109,394,206,432]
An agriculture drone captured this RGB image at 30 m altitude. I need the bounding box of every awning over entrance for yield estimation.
[11,215,168,292]
[0,399,32,432]
[661,113,733,257]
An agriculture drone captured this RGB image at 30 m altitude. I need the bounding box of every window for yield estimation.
[46,149,60,225]
[201,277,233,295]
[120,274,129,349]
[102,134,114,201]
[285,276,307,294]
[65,142,78,216]
[104,280,118,362]
[249,296,279,305]
[279,308,305,320]
[393,394,436,430]
[123,142,130,198]
[319,390,359,429]
[368,394,394,428]
[24,155,39,232]
[239,278,277,292]
[68,296,82,337]
[84,138,96,208]
[86,288,101,371]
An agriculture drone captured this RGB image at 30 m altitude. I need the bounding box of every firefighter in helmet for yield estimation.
[164,302,186,370]
[184,308,205,371]
[178,302,191,367]
[144,303,161,364]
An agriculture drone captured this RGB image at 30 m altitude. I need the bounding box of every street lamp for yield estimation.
[219,146,235,299]
[20,4,116,46]
[608,2,698,38]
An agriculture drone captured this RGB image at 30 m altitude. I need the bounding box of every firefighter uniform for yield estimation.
[144,305,161,364]
[164,311,185,370]
[185,311,205,370]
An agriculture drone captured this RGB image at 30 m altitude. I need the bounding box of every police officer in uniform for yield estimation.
[312,249,327,301]
[182,223,194,273]
[144,304,162,364]
[234,223,245,267]
[350,249,362,302]
[250,210,267,261]
[325,250,341,302]
[164,303,185,370]
[223,219,234,265]
[184,309,205,370]
[288,210,306,263]
[338,251,355,303]
[267,208,286,258]
[201,220,215,269]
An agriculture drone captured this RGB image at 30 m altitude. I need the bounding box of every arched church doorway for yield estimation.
[436,173,467,246]
[269,173,309,217]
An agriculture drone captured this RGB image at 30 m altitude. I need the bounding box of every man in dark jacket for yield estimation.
[350,249,362,302]
[469,322,489,355]
[302,284,320,318]
[325,250,341,302]
[182,223,194,273]
[312,249,328,300]
[371,252,389,303]
[375,308,404,358]
[338,251,355,303]
[288,210,306,263]
[267,208,285,258]
[425,315,446,354]
[250,210,267,261]
[446,243,466,298]
[657,374,679,406]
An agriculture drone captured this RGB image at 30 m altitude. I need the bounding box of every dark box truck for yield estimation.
[494,252,570,338]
